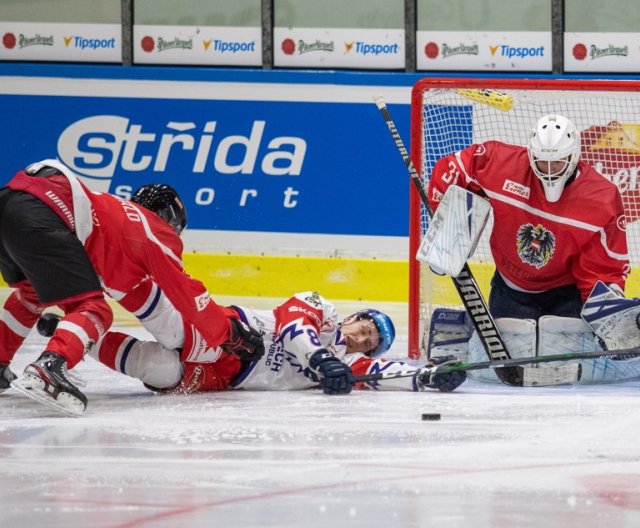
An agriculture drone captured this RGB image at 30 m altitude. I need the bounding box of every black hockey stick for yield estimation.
[372,94,523,387]
[354,346,640,384]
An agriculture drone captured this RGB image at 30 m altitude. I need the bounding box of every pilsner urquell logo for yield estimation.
[441,43,479,58]
[19,33,54,48]
[298,39,334,54]
[157,37,193,52]
[590,44,628,59]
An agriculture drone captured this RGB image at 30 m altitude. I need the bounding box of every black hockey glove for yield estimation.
[37,313,61,338]
[0,363,17,393]
[222,318,265,361]
[309,349,355,395]
[418,355,466,392]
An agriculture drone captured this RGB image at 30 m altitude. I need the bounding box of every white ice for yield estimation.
[1,297,640,528]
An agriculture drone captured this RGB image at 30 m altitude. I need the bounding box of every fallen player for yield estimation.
[37,291,467,395]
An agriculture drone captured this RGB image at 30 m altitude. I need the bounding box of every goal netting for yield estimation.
[409,78,640,359]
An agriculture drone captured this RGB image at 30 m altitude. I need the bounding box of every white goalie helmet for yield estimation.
[527,114,581,202]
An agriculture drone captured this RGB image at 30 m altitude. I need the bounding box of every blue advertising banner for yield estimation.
[0,91,410,237]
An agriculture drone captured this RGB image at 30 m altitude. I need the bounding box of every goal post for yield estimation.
[408,78,640,359]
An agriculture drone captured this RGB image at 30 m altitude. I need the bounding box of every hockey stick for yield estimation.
[372,94,523,387]
[354,347,640,384]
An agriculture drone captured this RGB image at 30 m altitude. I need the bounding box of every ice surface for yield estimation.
[1,300,640,528]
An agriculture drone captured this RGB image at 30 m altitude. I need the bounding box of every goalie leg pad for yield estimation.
[537,315,640,384]
[537,311,640,384]
[416,185,491,277]
[468,318,536,384]
[538,315,601,355]
[467,317,580,386]
[578,356,640,384]
[581,281,640,350]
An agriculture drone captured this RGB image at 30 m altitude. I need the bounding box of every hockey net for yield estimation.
[409,78,640,359]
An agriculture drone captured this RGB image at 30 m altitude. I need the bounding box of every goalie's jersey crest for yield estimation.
[516,223,556,269]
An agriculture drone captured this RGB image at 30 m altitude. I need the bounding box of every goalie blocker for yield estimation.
[417,185,491,277]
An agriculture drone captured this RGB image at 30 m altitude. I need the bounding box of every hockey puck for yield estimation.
[421,413,441,421]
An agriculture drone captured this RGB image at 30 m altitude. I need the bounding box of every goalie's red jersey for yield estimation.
[6,160,231,348]
[427,141,629,301]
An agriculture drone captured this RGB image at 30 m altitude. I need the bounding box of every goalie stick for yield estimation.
[354,346,640,384]
[372,94,523,387]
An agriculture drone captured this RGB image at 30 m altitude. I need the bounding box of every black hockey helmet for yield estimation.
[131,183,187,235]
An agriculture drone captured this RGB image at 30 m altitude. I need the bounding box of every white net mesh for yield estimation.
[411,80,640,355]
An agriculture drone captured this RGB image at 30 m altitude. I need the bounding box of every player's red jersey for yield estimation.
[427,141,629,301]
[6,160,231,347]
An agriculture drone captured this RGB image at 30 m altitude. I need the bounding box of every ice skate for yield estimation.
[11,352,87,417]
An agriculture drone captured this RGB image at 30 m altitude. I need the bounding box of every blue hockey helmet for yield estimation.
[348,309,396,358]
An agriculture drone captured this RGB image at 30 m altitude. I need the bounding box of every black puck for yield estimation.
[421,413,441,421]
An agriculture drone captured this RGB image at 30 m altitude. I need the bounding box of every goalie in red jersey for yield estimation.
[0,160,264,415]
[425,114,640,382]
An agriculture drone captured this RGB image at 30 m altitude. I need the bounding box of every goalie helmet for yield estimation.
[527,114,581,203]
[344,309,396,358]
[131,183,188,235]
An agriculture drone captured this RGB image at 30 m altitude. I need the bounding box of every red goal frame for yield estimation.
[408,77,640,359]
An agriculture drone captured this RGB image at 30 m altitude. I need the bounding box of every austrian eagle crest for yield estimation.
[516,223,555,268]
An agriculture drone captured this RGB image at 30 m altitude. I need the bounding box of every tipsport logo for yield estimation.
[489,44,545,59]
[343,41,399,56]
[56,115,307,180]
[64,36,116,50]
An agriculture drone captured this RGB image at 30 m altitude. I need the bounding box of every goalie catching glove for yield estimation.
[309,349,356,395]
[418,355,467,392]
[222,318,265,361]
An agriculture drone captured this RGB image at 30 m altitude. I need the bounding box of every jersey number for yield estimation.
[442,161,461,185]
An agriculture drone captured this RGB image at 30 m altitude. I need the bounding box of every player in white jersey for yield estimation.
[38,291,467,394]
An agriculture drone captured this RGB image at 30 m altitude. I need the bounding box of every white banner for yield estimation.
[274,27,404,69]
[416,31,551,71]
[133,25,261,66]
[0,22,120,62]
[565,33,640,73]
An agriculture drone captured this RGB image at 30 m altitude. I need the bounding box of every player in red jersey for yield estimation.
[0,160,263,415]
[428,114,629,320]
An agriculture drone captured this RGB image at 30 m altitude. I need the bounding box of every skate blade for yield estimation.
[11,374,85,417]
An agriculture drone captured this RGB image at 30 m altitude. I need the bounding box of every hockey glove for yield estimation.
[309,349,355,395]
[0,363,16,393]
[418,355,466,392]
[37,313,61,338]
[222,318,265,361]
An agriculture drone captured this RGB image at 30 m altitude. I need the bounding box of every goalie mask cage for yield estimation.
[409,78,640,359]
